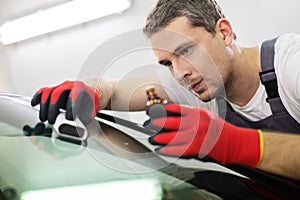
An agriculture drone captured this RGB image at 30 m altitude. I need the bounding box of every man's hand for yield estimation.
[31,80,100,125]
[144,104,264,167]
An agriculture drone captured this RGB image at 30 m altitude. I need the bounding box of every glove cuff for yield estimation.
[91,86,101,98]
[237,128,264,167]
[256,129,264,167]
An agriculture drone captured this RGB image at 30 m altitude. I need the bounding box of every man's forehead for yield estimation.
[150,29,193,52]
[149,16,198,52]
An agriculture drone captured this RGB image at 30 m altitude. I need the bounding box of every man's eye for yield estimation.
[178,45,193,56]
[180,48,190,55]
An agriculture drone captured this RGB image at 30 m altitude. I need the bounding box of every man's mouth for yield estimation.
[191,80,203,92]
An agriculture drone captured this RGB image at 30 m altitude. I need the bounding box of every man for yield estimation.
[31,0,300,181]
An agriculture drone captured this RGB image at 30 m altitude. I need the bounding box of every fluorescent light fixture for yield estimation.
[0,0,132,45]
[21,179,163,200]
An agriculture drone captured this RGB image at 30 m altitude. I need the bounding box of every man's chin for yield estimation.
[199,96,213,102]
[190,90,213,102]
[200,97,212,102]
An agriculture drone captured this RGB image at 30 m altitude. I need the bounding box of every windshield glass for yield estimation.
[0,118,222,200]
[0,95,299,200]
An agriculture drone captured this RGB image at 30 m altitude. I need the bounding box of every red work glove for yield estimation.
[31,80,100,125]
[145,104,264,167]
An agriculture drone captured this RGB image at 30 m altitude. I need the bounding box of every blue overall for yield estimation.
[218,37,300,133]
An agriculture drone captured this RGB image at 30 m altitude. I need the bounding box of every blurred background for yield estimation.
[0,0,299,96]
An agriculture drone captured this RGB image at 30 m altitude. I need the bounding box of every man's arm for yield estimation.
[84,72,171,111]
[258,131,300,181]
[31,72,172,125]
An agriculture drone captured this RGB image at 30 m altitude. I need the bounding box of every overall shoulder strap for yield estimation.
[259,37,286,113]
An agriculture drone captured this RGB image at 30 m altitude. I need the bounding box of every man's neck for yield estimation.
[226,46,261,106]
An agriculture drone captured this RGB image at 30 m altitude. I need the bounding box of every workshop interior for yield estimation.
[0,0,300,199]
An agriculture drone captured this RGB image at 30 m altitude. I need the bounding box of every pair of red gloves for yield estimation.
[32,80,264,167]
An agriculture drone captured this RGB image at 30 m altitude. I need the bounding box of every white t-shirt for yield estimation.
[157,33,300,123]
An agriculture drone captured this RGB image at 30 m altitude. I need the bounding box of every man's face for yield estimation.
[150,16,232,101]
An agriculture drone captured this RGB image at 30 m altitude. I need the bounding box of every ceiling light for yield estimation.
[21,179,162,200]
[0,0,132,45]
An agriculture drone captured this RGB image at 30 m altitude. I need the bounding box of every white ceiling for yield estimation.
[0,0,70,24]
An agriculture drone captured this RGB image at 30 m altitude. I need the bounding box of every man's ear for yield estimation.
[216,18,234,46]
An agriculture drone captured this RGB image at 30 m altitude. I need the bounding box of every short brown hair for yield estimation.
[143,0,236,39]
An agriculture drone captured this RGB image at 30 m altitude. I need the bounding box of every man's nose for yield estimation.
[173,62,192,81]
